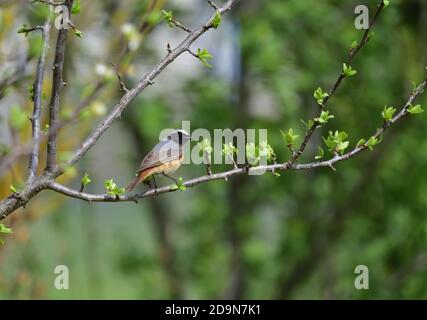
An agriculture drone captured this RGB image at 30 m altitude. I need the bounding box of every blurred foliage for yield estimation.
[0,0,427,300]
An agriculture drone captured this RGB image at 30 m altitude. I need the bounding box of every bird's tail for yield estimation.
[126,170,152,192]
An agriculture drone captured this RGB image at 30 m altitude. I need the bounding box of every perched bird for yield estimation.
[126,129,190,192]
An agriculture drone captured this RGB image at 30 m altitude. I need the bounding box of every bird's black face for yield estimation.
[166,130,190,145]
[176,130,190,146]
[178,130,183,145]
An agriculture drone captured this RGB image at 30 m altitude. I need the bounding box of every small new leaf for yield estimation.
[246,142,259,166]
[197,48,213,67]
[198,138,213,163]
[381,105,396,121]
[74,29,83,38]
[383,0,390,7]
[315,147,324,160]
[323,130,349,154]
[281,128,299,146]
[0,223,13,244]
[313,87,329,105]
[223,142,238,157]
[342,63,357,76]
[407,104,424,115]
[259,141,276,163]
[71,0,81,15]
[356,139,366,148]
[212,11,222,29]
[10,185,17,194]
[81,173,92,187]
[0,224,12,234]
[173,177,186,191]
[162,10,174,27]
[301,119,315,129]
[315,110,334,124]
[104,178,125,196]
[17,24,31,37]
[366,136,381,150]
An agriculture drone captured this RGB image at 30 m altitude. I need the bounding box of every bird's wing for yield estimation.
[137,140,181,173]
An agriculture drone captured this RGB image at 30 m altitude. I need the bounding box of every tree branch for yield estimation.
[33,0,66,6]
[45,0,73,171]
[27,9,52,182]
[42,78,426,204]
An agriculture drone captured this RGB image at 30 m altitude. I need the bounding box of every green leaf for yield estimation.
[259,141,276,163]
[407,104,424,115]
[198,138,213,164]
[198,138,213,154]
[9,105,27,130]
[104,178,125,196]
[0,224,13,234]
[313,87,329,105]
[342,63,357,76]
[366,136,381,150]
[10,185,17,193]
[301,119,315,129]
[246,142,259,165]
[383,0,390,7]
[356,139,366,148]
[197,48,213,68]
[17,24,31,37]
[81,173,92,187]
[336,140,349,154]
[350,40,358,50]
[315,110,334,124]
[71,0,81,15]
[281,128,299,146]
[173,177,186,191]
[0,222,12,244]
[162,10,174,27]
[323,130,349,154]
[315,147,324,160]
[212,11,222,29]
[381,105,396,121]
[222,142,238,157]
[74,29,83,38]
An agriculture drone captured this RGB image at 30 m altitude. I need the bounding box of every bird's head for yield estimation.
[165,129,191,145]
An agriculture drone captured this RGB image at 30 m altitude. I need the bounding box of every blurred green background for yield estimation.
[0,0,426,299]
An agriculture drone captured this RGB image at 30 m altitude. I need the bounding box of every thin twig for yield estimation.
[33,0,66,6]
[112,64,129,93]
[27,8,52,182]
[208,0,219,10]
[170,19,192,33]
[46,0,73,171]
